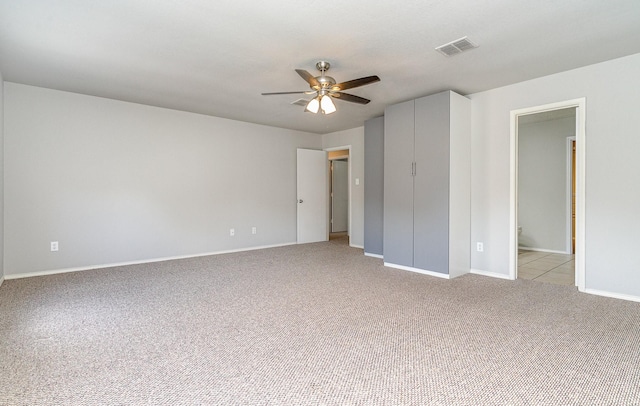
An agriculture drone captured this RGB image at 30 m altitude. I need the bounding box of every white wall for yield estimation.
[470,52,640,298]
[518,116,575,252]
[4,83,321,276]
[322,127,365,248]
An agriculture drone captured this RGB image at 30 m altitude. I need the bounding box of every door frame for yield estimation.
[509,98,586,291]
[566,136,576,254]
[324,145,352,241]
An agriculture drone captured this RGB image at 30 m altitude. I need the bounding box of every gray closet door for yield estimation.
[383,100,415,267]
[413,92,450,274]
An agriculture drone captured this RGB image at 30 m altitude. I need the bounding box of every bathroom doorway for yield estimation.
[510,98,586,291]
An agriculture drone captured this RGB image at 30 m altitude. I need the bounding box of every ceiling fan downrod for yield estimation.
[314,61,336,90]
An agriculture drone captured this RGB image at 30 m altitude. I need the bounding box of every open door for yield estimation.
[297,148,328,243]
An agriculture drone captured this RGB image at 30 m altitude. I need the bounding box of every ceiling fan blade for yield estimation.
[295,69,320,89]
[331,75,380,91]
[261,91,309,95]
[332,92,371,104]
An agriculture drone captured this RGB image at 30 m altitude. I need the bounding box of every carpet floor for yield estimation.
[1,239,639,405]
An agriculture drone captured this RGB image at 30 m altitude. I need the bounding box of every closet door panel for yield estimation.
[413,93,450,273]
[383,100,415,266]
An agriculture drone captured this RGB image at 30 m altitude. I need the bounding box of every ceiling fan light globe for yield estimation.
[320,95,336,114]
[305,97,320,114]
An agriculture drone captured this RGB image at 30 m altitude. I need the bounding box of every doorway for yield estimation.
[516,108,576,285]
[331,159,348,233]
[326,147,351,244]
[509,98,586,291]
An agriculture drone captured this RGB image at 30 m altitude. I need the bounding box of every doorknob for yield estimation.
[298,199,303,203]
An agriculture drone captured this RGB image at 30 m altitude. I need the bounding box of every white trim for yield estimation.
[510,98,586,292]
[517,247,570,255]
[575,104,586,292]
[384,262,451,279]
[364,252,383,259]
[566,136,576,255]
[3,242,296,280]
[0,276,4,287]
[470,268,514,280]
[324,145,352,240]
[584,289,640,304]
[509,111,518,282]
[349,243,364,249]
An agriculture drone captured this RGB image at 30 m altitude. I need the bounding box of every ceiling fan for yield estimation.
[261,61,380,114]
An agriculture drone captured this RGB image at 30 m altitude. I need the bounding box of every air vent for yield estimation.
[435,36,478,57]
[291,98,310,106]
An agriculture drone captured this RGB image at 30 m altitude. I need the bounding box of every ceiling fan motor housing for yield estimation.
[315,76,336,90]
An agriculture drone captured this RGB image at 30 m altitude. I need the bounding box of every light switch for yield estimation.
[355,178,360,186]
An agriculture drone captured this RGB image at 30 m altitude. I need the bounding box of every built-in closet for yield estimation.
[382,90,471,278]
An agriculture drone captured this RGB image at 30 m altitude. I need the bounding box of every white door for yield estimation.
[297,149,328,243]
[331,160,348,232]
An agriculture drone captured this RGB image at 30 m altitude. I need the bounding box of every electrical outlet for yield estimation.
[51,241,59,252]
[476,242,484,252]
[252,227,257,235]
[229,228,235,237]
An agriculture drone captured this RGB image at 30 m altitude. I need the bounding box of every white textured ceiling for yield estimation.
[1,0,639,134]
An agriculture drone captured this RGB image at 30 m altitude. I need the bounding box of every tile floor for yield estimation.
[518,250,575,286]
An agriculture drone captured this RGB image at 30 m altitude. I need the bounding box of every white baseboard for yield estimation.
[0,276,4,287]
[470,268,514,280]
[4,242,297,280]
[364,252,383,259]
[583,288,640,303]
[470,269,640,303]
[383,262,450,279]
[350,243,364,249]
[518,247,571,255]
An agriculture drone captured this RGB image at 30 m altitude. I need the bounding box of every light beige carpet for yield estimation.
[1,239,639,405]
